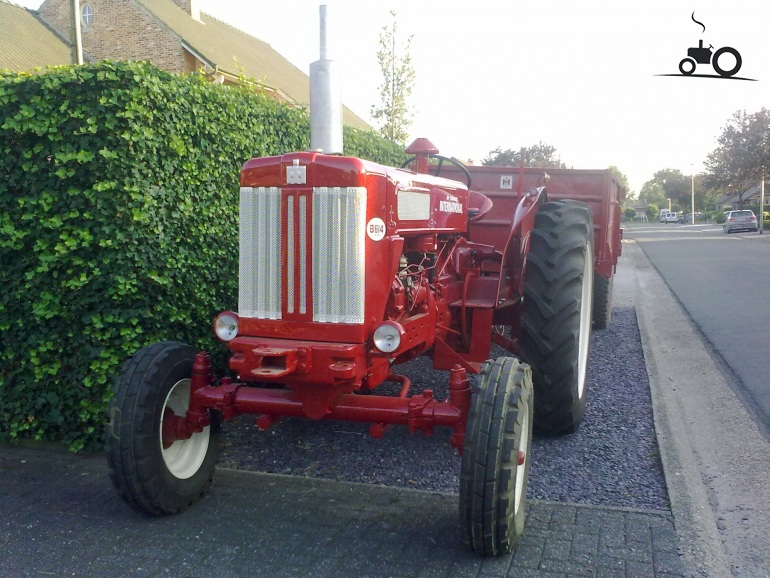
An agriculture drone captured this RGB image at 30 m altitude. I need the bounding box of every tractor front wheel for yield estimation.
[460,357,534,556]
[679,57,696,75]
[106,341,221,515]
[521,200,594,435]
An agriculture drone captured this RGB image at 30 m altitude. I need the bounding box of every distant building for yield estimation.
[714,184,767,213]
[632,198,648,221]
[0,0,370,130]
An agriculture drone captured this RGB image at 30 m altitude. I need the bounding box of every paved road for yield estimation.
[625,222,770,436]
[624,223,770,576]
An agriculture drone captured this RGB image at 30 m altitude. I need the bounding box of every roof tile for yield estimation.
[0,0,72,72]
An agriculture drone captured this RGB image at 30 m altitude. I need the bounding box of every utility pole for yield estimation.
[71,0,84,65]
[759,167,765,235]
[691,173,695,225]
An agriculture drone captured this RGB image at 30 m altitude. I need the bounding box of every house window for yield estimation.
[81,4,94,28]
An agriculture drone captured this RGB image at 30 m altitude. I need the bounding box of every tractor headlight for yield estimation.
[214,311,239,342]
[373,321,404,353]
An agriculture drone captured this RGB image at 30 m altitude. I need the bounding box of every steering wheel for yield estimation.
[400,154,472,188]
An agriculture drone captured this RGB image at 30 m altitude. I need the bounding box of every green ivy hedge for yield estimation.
[0,61,405,450]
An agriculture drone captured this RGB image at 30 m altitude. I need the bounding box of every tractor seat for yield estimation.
[467,190,493,222]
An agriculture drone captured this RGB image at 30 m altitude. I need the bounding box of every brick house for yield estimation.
[713,185,768,214]
[0,0,369,129]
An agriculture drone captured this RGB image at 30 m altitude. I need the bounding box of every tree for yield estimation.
[370,11,415,145]
[608,165,631,198]
[705,108,770,194]
[640,169,696,210]
[639,169,715,213]
[482,142,566,168]
[657,169,691,209]
[638,180,667,210]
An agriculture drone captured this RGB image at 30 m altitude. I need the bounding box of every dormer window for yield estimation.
[81,4,94,28]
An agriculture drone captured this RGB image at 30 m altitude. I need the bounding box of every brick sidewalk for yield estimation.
[0,444,689,577]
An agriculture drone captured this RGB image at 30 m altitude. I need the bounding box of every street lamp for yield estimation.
[761,172,765,235]
[760,120,767,235]
[691,173,695,225]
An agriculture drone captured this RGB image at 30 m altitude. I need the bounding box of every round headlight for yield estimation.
[214,312,239,342]
[373,322,403,353]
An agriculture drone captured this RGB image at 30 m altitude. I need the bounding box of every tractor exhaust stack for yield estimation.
[309,5,343,154]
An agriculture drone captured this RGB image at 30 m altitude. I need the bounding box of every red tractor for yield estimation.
[107,138,622,556]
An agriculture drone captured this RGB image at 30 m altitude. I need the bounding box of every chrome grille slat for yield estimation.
[239,187,281,319]
[312,187,366,324]
[299,195,308,314]
[286,196,294,314]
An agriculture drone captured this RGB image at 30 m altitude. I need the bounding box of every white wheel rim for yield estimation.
[514,406,529,515]
[577,242,594,399]
[160,378,210,480]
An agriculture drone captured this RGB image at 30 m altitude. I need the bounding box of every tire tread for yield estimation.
[521,200,593,435]
[106,341,220,516]
[460,357,533,556]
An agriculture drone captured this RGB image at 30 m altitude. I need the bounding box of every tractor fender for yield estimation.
[500,187,546,300]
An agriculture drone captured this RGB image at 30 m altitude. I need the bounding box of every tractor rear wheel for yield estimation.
[106,341,221,515]
[460,357,533,556]
[592,272,613,330]
[521,200,594,435]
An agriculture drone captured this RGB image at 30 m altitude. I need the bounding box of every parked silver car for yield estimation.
[723,210,758,233]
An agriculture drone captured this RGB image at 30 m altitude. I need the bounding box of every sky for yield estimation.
[18,0,770,195]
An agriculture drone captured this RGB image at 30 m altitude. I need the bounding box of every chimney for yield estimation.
[309,5,343,154]
[172,0,202,22]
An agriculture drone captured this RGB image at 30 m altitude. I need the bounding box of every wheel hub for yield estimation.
[160,378,211,480]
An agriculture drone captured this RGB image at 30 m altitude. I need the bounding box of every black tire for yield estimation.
[106,341,221,515]
[679,57,696,75]
[460,357,533,556]
[712,46,742,77]
[520,200,594,435]
[592,273,613,330]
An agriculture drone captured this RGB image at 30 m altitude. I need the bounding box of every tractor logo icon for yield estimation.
[658,12,756,81]
[679,39,741,77]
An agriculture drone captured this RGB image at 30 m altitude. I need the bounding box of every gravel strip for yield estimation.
[219,306,669,511]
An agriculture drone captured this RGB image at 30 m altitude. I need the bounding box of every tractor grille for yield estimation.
[239,186,367,324]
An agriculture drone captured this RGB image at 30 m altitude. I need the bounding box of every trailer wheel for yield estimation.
[592,272,613,330]
[106,341,221,515]
[521,200,594,435]
[460,357,533,556]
